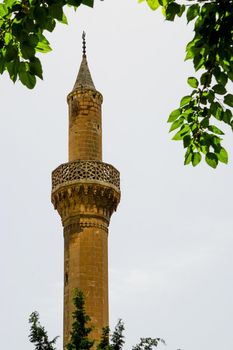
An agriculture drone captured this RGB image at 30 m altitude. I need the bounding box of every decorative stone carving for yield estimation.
[51,161,120,227]
[52,160,120,192]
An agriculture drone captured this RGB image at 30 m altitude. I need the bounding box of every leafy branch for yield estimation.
[0,0,94,88]
[140,0,233,168]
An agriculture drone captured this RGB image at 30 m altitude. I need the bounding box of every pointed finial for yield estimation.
[82,31,86,57]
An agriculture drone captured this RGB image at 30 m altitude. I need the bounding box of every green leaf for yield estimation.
[146,0,160,10]
[223,109,232,124]
[4,0,16,7]
[165,2,181,21]
[6,59,19,82]
[5,45,18,61]
[0,54,5,74]
[184,146,193,165]
[192,152,201,167]
[212,84,226,95]
[0,3,8,16]
[200,117,209,128]
[205,152,218,169]
[183,135,191,148]
[19,69,36,89]
[44,18,56,32]
[180,95,192,107]
[29,57,43,80]
[36,35,52,53]
[172,124,190,140]
[21,43,35,59]
[60,12,68,24]
[224,94,233,108]
[187,77,198,88]
[186,4,199,22]
[200,72,211,87]
[28,34,39,48]
[34,7,48,27]
[49,3,63,20]
[169,117,184,132]
[217,147,228,164]
[216,72,228,86]
[210,102,223,120]
[208,125,224,135]
[167,108,180,123]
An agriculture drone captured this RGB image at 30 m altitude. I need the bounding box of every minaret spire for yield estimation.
[72,31,95,91]
[82,31,86,57]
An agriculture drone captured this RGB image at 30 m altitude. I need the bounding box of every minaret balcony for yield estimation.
[52,160,120,194]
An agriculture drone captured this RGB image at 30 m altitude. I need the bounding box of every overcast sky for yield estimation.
[1,1,233,350]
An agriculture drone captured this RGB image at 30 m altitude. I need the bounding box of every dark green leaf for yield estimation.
[205,153,218,169]
[5,45,18,61]
[19,69,36,89]
[183,135,191,148]
[212,84,226,95]
[200,72,211,87]
[200,117,209,128]
[216,72,228,86]
[224,94,233,108]
[44,18,56,32]
[184,146,193,165]
[29,57,43,79]
[21,43,35,59]
[210,102,223,120]
[6,59,19,82]
[28,34,39,48]
[187,76,198,88]
[49,4,63,20]
[223,109,232,124]
[186,4,199,23]
[165,2,181,21]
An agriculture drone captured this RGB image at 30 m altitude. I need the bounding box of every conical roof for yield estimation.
[72,55,96,91]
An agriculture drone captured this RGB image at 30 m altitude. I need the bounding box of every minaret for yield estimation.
[51,32,121,347]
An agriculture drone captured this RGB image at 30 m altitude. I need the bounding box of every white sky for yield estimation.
[1,1,233,350]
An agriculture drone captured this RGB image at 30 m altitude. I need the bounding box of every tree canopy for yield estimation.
[0,0,232,168]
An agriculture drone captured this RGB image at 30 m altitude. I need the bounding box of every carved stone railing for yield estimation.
[52,160,120,192]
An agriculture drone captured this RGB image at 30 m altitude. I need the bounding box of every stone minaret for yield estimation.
[51,33,121,347]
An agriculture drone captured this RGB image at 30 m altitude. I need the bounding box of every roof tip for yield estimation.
[72,32,96,92]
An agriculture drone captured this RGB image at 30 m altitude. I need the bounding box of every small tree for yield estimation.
[66,289,95,350]
[97,326,111,350]
[29,311,58,350]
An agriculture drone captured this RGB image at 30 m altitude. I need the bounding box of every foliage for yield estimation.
[66,289,95,350]
[29,311,58,350]
[97,320,165,350]
[132,338,166,350]
[29,291,166,350]
[97,326,111,350]
[0,0,94,88]
[139,0,233,168]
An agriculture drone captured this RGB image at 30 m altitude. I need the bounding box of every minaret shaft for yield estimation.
[68,90,102,161]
